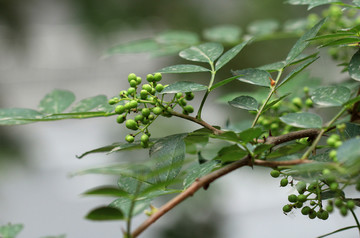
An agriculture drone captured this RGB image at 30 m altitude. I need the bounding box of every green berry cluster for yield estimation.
[108,72,195,147]
[270,168,357,220]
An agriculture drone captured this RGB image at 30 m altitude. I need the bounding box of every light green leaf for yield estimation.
[285,0,340,10]
[70,95,108,112]
[150,134,186,183]
[38,89,75,114]
[337,137,360,173]
[0,108,43,125]
[117,174,152,195]
[179,42,224,63]
[157,64,210,74]
[215,41,249,71]
[311,86,351,107]
[160,81,208,94]
[82,186,129,197]
[107,39,158,55]
[183,160,219,189]
[0,223,23,238]
[320,37,360,48]
[349,50,360,81]
[262,93,291,113]
[210,76,238,91]
[228,95,258,111]
[308,32,356,42]
[232,68,271,87]
[155,30,199,45]
[286,18,326,64]
[277,57,319,89]
[203,25,242,44]
[238,127,263,143]
[280,112,323,128]
[247,19,279,36]
[85,206,124,221]
[110,197,151,219]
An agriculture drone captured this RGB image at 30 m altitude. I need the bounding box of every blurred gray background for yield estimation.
[0,0,358,237]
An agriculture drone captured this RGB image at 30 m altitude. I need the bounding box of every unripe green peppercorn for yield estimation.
[146,74,154,82]
[330,182,338,191]
[319,210,329,220]
[301,206,311,215]
[125,119,138,130]
[296,181,307,194]
[128,73,137,83]
[175,92,183,99]
[124,102,132,110]
[326,204,334,213]
[308,210,317,219]
[141,134,149,143]
[152,107,162,115]
[142,84,152,93]
[119,90,128,98]
[282,204,292,213]
[329,150,337,160]
[129,80,137,87]
[334,141,342,148]
[184,105,194,113]
[129,100,138,108]
[128,87,136,95]
[335,198,343,208]
[108,98,118,105]
[270,170,280,178]
[141,108,151,117]
[305,98,313,107]
[140,90,148,99]
[288,194,298,203]
[155,84,164,92]
[134,114,144,122]
[297,194,307,203]
[115,105,126,114]
[136,76,142,85]
[179,98,187,106]
[185,92,194,101]
[125,134,134,143]
[292,97,303,108]
[154,72,162,82]
[280,178,288,187]
[346,200,355,210]
[116,115,126,124]
[148,114,155,120]
[340,206,348,216]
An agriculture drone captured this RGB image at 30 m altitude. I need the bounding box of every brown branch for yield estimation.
[170,110,224,135]
[262,128,321,146]
[253,159,312,168]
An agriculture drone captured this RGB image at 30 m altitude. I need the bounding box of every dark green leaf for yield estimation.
[82,186,129,197]
[238,127,263,143]
[210,131,239,143]
[203,25,242,44]
[215,144,247,163]
[0,223,23,238]
[257,61,286,72]
[70,95,108,112]
[157,64,210,74]
[38,89,75,114]
[349,50,360,81]
[232,68,271,87]
[76,142,144,159]
[267,143,308,159]
[311,86,351,107]
[337,137,360,173]
[320,37,360,48]
[183,160,219,189]
[228,96,258,111]
[254,144,273,155]
[150,134,186,183]
[85,206,124,221]
[308,32,356,41]
[179,42,224,63]
[0,108,43,125]
[160,81,208,94]
[280,112,323,128]
[215,41,248,71]
[210,76,238,91]
[286,18,326,64]
[277,57,319,90]
[285,0,340,10]
[344,122,360,139]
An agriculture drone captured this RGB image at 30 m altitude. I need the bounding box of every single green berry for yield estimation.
[270,123,279,130]
[305,98,313,107]
[125,119,138,130]
[340,206,348,216]
[115,105,126,114]
[142,117,149,124]
[326,205,334,213]
[288,194,298,203]
[334,141,342,148]
[301,206,311,215]
[136,76,142,85]
[124,102,132,110]
[175,92,183,99]
[154,72,162,82]
[335,198,343,208]
[319,210,329,220]
[270,170,280,178]
[184,105,194,113]
[129,100,138,108]
[330,182,338,191]
[336,123,346,131]
[142,84,152,93]
[346,200,355,210]
[297,194,307,203]
[128,87,136,95]
[150,88,156,95]
[134,114,144,122]
[128,73,137,83]
[141,141,149,148]
[327,137,337,147]
[261,119,271,127]
[141,108,151,117]
[140,90,148,100]
[155,84,164,92]
[119,90,128,98]
[310,201,316,206]
[152,107,162,115]
[296,181,307,194]
[185,92,194,101]
[148,114,155,120]
[141,134,149,143]
[303,86,309,94]
[295,202,303,208]
[308,181,318,192]
[146,74,154,82]
[292,97,303,108]
[116,115,126,124]
[125,134,135,143]
[130,80,137,87]
[280,178,288,187]
[282,204,292,213]
[308,210,317,219]
[108,98,118,105]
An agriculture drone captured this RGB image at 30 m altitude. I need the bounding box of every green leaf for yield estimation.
[317,226,358,238]
[344,122,360,139]
[277,57,319,90]
[155,31,199,45]
[262,93,291,113]
[85,206,124,221]
[38,89,75,114]
[238,127,263,143]
[157,64,210,74]
[107,39,159,55]
[160,81,208,94]
[0,223,24,238]
[258,61,286,72]
[280,112,323,128]
[285,0,340,10]
[117,173,152,195]
[110,197,151,219]
[179,42,224,64]
[82,186,129,197]
[150,134,186,183]
[210,76,238,91]
[215,144,247,163]
[203,25,242,44]
[0,108,43,125]
[247,19,279,36]
[210,131,239,143]
[349,50,360,81]
[320,37,360,48]
[215,41,249,71]
[70,95,108,112]
[183,160,219,189]
[228,95,258,111]
[311,86,351,107]
[337,137,360,173]
[308,32,356,42]
[286,18,326,64]
[267,143,307,159]
[232,68,271,87]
